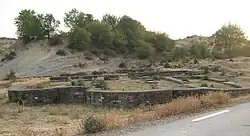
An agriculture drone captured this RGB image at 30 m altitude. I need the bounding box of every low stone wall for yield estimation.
[128,70,203,79]
[49,74,121,82]
[8,86,250,107]
[87,90,173,108]
[8,86,86,104]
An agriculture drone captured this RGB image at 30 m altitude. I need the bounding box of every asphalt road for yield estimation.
[123,102,250,136]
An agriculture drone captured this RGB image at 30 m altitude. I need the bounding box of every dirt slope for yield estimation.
[0,39,124,78]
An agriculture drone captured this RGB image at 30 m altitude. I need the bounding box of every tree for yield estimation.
[64,8,95,28]
[14,9,43,43]
[39,13,60,39]
[214,22,247,56]
[68,26,92,51]
[85,22,114,47]
[135,40,155,59]
[115,15,146,51]
[102,14,119,29]
[145,32,175,52]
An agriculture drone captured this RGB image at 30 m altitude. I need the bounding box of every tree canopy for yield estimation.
[15,9,60,43]
[214,22,247,56]
[14,9,249,60]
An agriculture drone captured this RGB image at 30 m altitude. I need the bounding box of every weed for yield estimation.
[83,116,105,134]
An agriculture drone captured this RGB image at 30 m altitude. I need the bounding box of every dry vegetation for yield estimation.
[1,88,250,135]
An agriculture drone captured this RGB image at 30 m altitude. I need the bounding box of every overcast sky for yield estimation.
[1,0,250,39]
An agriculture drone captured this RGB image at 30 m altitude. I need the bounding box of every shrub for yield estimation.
[119,62,127,68]
[153,75,161,80]
[212,51,228,59]
[78,62,87,68]
[210,65,220,72]
[36,81,51,88]
[103,48,116,57]
[84,52,94,60]
[1,51,16,62]
[5,69,16,80]
[56,49,67,56]
[200,82,208,87]
[95,80,108,90]
[91,50,102,57]
[203,66,209,74]
[48,35,63,46]
[71,79,85,87]
[99,55,109,61]
[83,116,105,134]
[200,92,230,108]
[92,71,101,75]
[220,71,225,76]
[164,62,171,68]
[203,75,209,80]
[182,77,189,83]
[135,43,155,59]
[194,59,198,64]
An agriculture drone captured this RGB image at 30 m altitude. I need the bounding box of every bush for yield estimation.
[194,59,198,64]
[135,43,155,59]
[153,75,161,80]
[203,75,209,80]
[200,82,208,87]
[84,52,94,60]
[182,77,190,83]
[164,62,171,68]
[56,49,67,56]
[95,80,108,90]
[203,66,209,74]
[103,48,116,57]
[91,50,102,57]
[2,51,16,62]
[212,51,228,59]
[99,55,109,61]
[48,35,63,46]
[5,69,16,80]
[119,62,127,68]
[36,81,51,88]
[200,92,230,107]
[220,71,225,76]
[83,116,105,134]
[92,71,102,75]
[71,79,86,87]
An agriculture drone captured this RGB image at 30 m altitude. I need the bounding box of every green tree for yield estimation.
[14,9,43,43]
[68,26,92,51]
[85,22,114,47]
[189,43,211,59]
[64,8,95,28]
[135,41,155,59]
[102,14,119,29]
[115,15,146,51]
[214,22,246,56]
[145,32,175,52]
[38,13,60,39]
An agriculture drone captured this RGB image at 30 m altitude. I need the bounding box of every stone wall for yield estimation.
[8,86,86,104]
[8,86,250,107]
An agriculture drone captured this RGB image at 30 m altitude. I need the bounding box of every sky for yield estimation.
[1,0,250,39]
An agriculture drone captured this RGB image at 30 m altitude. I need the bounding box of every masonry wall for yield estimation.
[8,86,250,108]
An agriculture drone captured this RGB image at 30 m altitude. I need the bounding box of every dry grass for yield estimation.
[0,89,249,135]
[106,77,152,91]
[98,92,231,130]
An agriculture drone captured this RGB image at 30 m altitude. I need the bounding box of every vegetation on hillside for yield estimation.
[14,9,248,60]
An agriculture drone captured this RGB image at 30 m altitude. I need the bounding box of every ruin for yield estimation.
[7,68,249,108]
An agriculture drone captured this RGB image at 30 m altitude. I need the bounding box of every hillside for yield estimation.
[0,35,215,79]
[1,8,249,79]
